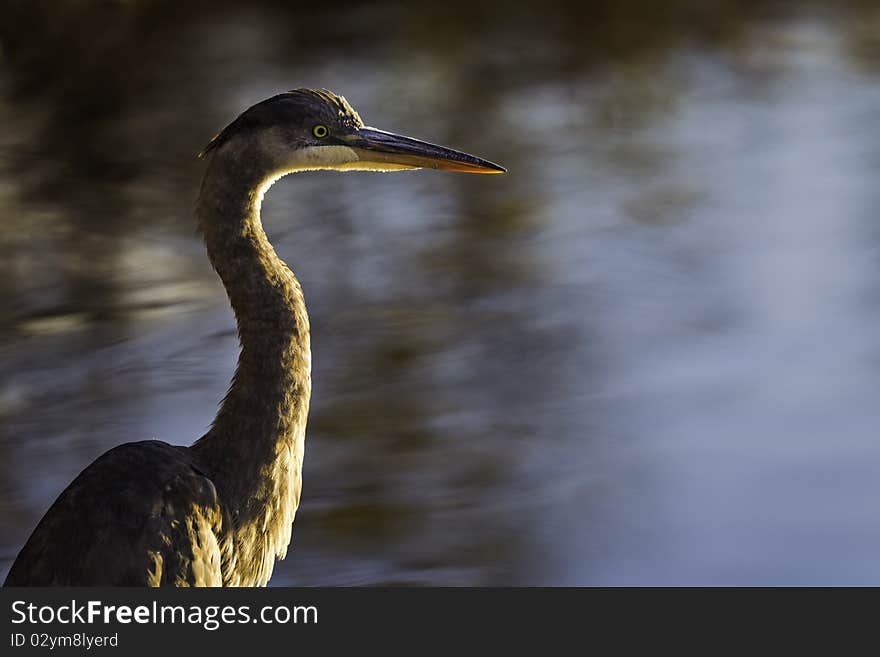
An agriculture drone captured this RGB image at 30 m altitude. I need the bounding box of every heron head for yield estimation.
[200,88,505,176]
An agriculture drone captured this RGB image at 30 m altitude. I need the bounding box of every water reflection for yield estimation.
[2,1,880,585]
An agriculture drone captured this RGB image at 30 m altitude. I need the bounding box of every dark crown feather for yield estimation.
[199,88,364,158]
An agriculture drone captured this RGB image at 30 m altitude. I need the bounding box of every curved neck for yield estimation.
[192,145,311,585]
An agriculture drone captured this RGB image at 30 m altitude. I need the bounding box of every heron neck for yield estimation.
[192,147,311,584]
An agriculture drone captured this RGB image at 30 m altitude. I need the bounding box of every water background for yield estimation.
[2,1,880,584]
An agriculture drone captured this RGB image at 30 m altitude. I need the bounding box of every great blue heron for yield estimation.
[4,89,504,586]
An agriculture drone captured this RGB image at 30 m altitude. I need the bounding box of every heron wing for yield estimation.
[4,440,230,587]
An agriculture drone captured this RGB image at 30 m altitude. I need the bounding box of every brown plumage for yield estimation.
[4,89,504,587]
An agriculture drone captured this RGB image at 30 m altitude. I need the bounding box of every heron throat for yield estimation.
[191,143,311,586]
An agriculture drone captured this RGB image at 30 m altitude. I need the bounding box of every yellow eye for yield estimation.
[312,124,329,139]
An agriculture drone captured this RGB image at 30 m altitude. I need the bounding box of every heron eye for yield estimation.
[312,124,329,139]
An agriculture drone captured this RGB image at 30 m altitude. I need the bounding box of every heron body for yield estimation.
[4,89,504,587]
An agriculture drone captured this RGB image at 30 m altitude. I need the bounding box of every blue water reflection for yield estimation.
[2,3,880,584]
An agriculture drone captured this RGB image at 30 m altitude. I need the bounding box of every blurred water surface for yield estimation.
[2,1,880,584]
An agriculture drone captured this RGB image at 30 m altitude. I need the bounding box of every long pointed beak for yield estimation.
[345,127,506,174]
